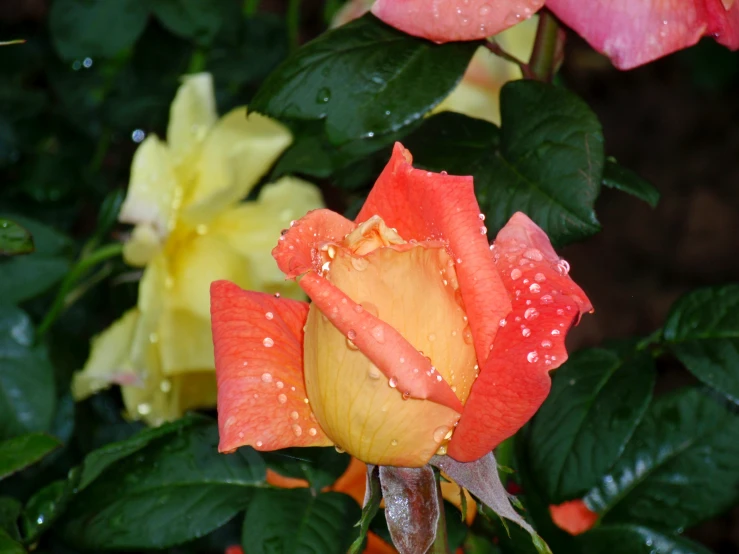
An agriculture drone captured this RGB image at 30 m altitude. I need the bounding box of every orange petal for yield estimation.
[371,0,544,43]
[549,499,598,535]
[265,468,309,489]
[225,546,244,554]
[210,280,332,452]
[332,457,369,505]
[272,208,355,279]
[448,213,592,462]
[356,143,510,370]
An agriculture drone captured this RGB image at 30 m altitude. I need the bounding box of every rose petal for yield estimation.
[371,0,544,43]
[549,499,598,535]
[547,0,711,69]
[272,209,356,279]
[356,143,510,367]
[210,280,332,452]
[707,0,739,48]
[448,212,591,462]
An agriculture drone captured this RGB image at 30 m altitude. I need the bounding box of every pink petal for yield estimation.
[210,280,332,452]
[547,0,712,69]
[356,142,511,368]
[447,212,592,462]
[300,271,464,413]
[371,0,544,43]
[707,0,739,48]
[272,209,356,279]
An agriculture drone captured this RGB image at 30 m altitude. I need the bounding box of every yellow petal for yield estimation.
[497,15,538,65]
[157,308,216,375]
[208,176,323,297]
[72,309,141,399]
[119,136,179,239]
[182,109,293,222]
[122,223,162,267]
[167,73,217,170]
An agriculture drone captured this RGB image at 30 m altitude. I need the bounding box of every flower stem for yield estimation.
[243,0,261,16]
[528,9,566,82]
[428,475,451,554]
[36,243,124,340]
[287,0,302,51]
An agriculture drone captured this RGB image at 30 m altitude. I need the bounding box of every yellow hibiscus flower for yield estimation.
[73,73,323,425]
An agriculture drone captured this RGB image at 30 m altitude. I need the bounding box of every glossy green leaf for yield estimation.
[60,419,265,550]
[602,159,660,208]
[404,82,605,246]
[349,465,380,554]
[663,284,739,405]
[151,0,224,44]
[49,0,149,60]
[584,388,739,530]
[242,488,360,554]
[0,308,55,440]
[577,525,714,554]
[250,13,477,146]
[0,497,21,540]
[0,215,71,304]
[528,349,655,502]
[0,220,33,256]
[263,447,350,492]
[0,529,25,554]
[21,478,74,543]
[0,433,61,480]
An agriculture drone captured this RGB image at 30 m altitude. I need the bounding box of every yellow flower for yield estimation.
[73,73,323,425]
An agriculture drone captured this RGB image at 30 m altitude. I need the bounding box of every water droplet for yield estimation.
[541,340,552,348]
[334,445,345,453]
[371,325,385,343]
[276,381,284,389]
[434,426,450,442]
[265,311,274,320]
[557,259,570,275]
[529,283,541,293]
[522,328,531,337]
[388,376,398,388]
[368,365,381,379]
[292,424,302,436]
[278,394,287,404]
[479,3,492,15]
[428,333,436,342]
[527,351,539,363]
[511,268,522,280]
[131,129,145,143]
[390,439,398,446]
[256,440,263,447]
[159,380,171,393]
[523,248,543,261]
[399,357,405,364]
[290,411,299,420]
[478,213,486,221]
[524,308,539,320]
[551,329,561,336]
[316,87,331,104]
[261,373,273,383]
[540,295,554,304]
[480,226,487,235]
[351,256,369,271]
[137,403,151,416]
[535,273,546,282]
[263,337,274,347]
[499,318,507,328]
[308,427,317,436]
[274,292,281,298]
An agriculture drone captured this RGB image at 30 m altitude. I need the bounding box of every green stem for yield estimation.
[528,10,566,82]
[37,243,124,340]
[187,48,206,74]
[287,0,301,51]
[429,475,451,554]
[243,0,261,16]
[485,39,535,79]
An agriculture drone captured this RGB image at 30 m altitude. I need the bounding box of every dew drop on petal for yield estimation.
[557,259,571,275]
[480,226,487,235]
[551,329,561,336]
[541,295,554,304]
[265,312,274,320]
[524,248,543,261]
[524,308,539,320]
[522,328,531,337]
[263,337,274,347]
[534,273,546,282]
[276,381,284,389]
[292,424,302,436]
[541,340,552,348]
[391,439,398,446]
[499,318,507,327]
[261,373,273,383]
[290,411,299,420]
[371,325,385,343]
[256,440,263,447]
[527,351,539,363]
[511,268,522,280]
[388,376,398,388]
[478,213,486,221]
[529,283,541,293]
[308,428,317,436]
[278,394,287,404]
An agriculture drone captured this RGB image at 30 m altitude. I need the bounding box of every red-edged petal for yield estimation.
[549,499,598,535]
[371,0,544,43]
[547,0,710,69]
[272,208,355,279]
[356,143,510,367]
[300,271,463,413]
[447,212,591,462]
[707,0,739,48]
[211,280,332,452]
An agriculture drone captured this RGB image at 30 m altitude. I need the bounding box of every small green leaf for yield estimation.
[528,348,655,502]
[0,220,33,256]
[0,215,72,304]
[21,478,75,542]
[0,497,21,540]
[151,0,224,44]
[584,388,739,531]
[0,529,25,554]
[663,284,739,405]
[577,524,714,554]
[49,0,149,60]
[60,419,266,550]
[243,488,360,554]
[0,433,61,480]
[263,447,350,492]
[0,308,55,440]
[250,13,477,146]
[349,465,380,554]
[602,159,660,208]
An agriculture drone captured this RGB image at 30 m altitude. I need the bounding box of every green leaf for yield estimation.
[577,524,714,554]
[49,0,149,61]
[663,284,739,405]
[584,388,739,531]
[0,215,72,304]
[60,418,266,550]
[528,349,655,502]
[263,447,350,492]
[250,13,477,146]
[349,465,380,554]
[0,497,21,540]
[0,220,33,256]
[0,433,61,480]
[0,307,55,440]
[151,0,224,44]
[404,80,605,246]
[0,529,25,554]
[602,159,660,208]
[242,488,360,554]
[21,478,75,543]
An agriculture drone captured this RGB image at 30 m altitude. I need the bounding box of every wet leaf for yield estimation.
[528,349,655,502]
[151,0,224,44]
[0,220,33,256]
[0,497,21,540]
[663,284,739,405]
[21,478,75,543]
[0,529,25,554]
[0,433,61,480]
[602,159,660,208]
[577,524,714,554]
